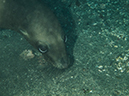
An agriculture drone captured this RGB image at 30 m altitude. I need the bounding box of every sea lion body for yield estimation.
[0,0,69,69]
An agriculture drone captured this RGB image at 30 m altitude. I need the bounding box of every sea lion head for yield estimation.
[20,21,70,69]
[0,0,70,69]
[36,36,69,69]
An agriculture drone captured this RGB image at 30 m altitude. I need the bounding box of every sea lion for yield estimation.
[0,0,69,69]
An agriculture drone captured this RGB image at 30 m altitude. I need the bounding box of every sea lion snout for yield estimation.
[60,57,69,68]
[53,54,70,69]
[52,56,69,69]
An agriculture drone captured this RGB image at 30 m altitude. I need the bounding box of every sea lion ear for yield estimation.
[19,29,30,38]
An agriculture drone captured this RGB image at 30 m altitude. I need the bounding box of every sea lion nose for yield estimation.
[60,57,68,68]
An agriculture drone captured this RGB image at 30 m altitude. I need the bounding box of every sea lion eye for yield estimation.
[38,45,48,53]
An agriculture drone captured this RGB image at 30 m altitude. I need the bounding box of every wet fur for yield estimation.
[0,0,69,69]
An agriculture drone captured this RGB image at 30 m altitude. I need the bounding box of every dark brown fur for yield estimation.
[0,0,69,69]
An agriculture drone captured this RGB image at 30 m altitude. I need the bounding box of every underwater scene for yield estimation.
[0,0,129,96]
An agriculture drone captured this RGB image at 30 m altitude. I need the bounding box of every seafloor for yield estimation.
[0,0,129,96]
